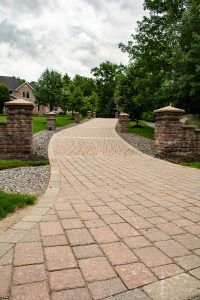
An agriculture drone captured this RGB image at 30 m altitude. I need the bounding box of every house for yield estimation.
[0,76,48,115]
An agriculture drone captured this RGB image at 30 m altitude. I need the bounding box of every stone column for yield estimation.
[154,106,185,154]
[46,112,56,130]
[5,98,34,154]
[87,111,92,119]
[115,112,119,119]
[74,112,81,123]
[93,112,96,118]
[120,113,129,133]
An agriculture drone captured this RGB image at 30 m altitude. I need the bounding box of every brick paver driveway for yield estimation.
[1,118,200,300]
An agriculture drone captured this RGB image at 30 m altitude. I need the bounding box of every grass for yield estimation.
[128,120,154,140]
[0,115,76,133]
[0,160,49,170]
[180,162,200,169]
[0,191,36,220]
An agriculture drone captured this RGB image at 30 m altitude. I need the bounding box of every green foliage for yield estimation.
[180,162,200,169]
[0,191,36,220]
[0,160,49,170]
[142,111,155,122]
[0,83,10,114]
[34,69,63,110]
[129,120,155,140]
[91,61,124,117]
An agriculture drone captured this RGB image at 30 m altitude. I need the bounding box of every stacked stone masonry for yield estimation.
[154,106,200,158]
[119,113,129,133]
[46,112,56,131]
[0,99,34,154]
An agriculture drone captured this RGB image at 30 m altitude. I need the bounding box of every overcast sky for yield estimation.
[0,0,146,82]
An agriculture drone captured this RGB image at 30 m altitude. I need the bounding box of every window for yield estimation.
[22,91,30,98]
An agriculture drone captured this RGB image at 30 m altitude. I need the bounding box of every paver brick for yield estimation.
[42,235,68,247]
[104,289,151,300]
[73,244,103,259]
[158,223,185,235]
[141,228,170,242]
[13,264,46,284]
[101,242,138,265]
[84,219,106,228]
[151,264,183,279]
[110,223,139,238]
[40,222,64,236]
[0,265,12,298]
[88,278,127,300]
[11,281,49,300]
[94,206,114,215]
[45,246,77,270]
[90,226,119,243]
[173,233,200,250]
[14,242,44,266]
[155,239,190,257]
[134,246,172,267]
[61,218,84,229]
[49,268,85,291]
[79,257,116,282]
[78,212,99,220]
[174,255,200,271]
[52,288,91,300]
[101,214,124,224]
[115,262,156,289]
[124,236,151,248]
[66,228,95,246]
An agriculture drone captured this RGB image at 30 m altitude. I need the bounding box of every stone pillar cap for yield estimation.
[5,98,34,107]
[120,112,129,116]
[154,106,185,114]
[46,111,56,115]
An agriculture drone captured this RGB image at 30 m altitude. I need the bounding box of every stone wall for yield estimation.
[0,99,34,154]
[154,106,200,161]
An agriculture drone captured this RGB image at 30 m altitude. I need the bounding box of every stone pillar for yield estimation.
[93,112,96,118]
[74,112,81,123]
[87,111,92,119]
[120,113,129,133]
[46,112,56,130]
[5,98,34,154]
[115,112,119,119]
[154,106,185,154]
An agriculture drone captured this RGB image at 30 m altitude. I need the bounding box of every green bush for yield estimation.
[142,111,155,122]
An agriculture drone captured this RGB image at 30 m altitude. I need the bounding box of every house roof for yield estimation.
[0,76,22,90]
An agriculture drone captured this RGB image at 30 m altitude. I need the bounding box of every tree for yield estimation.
[34,69,63,111]
[0,83,10,114]
[91,61,124,117]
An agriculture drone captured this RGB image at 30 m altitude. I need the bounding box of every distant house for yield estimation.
[0,76,48,115]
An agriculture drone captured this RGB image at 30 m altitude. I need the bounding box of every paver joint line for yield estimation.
[0,118,200,300]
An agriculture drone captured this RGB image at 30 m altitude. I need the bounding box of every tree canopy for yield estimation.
[0,83,10,114]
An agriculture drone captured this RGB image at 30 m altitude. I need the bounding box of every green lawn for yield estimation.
[0,160,49,170]
[129,120,154,140]
[180,162,200,169]
[0,115,76,133]
[0,191,36,220]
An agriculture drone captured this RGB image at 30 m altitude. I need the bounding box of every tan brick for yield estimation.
[90,227,119,243]
[61,218,84,229]
[125,216,153,229]
[94,206,114,215]
[13,264,46,284]
[42,235,68,247]
[134,246,172,267]
[0,265,12,298]
[11,281,49,300]
[78,212,99,220]
[184,225,200,235]
[124,236,151,249]
[173,233,200,250]
[84,219,106,228]
[155,240,190,258]
[73,244,103,259]
[66,228,94,246]
[45,246,77,270]
[88,278,126,299]
[40,222,64,236]
[174,255,200,271]
[101,214,124,224]
[189,267,200,279]
[141,228,170,242]
[79,257,116,282]
[14,242,44,266]
[158,223,185,235]
[73,204,92,212]
[101,242,138,265]
[110,223,139,238]
[151,264,183,279]
[116,263,156,289]
[49,269,85,291]
[52,288,91,300]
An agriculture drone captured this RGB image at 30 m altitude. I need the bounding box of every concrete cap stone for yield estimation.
[46,111,56,116]
[154,106,185,114]
[5,98,34,108]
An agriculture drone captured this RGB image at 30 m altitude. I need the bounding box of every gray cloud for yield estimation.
[0,21,42,57]
[0,0,44,14]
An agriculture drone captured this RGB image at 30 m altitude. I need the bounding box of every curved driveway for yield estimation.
[0,118,200,300]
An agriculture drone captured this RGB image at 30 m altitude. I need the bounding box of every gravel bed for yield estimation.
[0,121,87,196]
[116,126,157,157]
[0,166,50,195]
